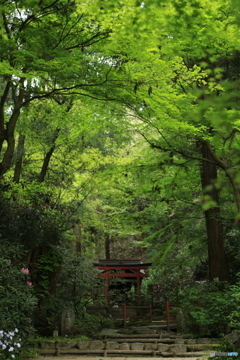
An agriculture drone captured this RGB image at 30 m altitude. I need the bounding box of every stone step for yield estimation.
[39,335,218,359]
[99,333,217,342]
[40,341,217,350]
[40,349,209,357]
[101,334,163,338]
[129,324,177,332]
[162,351,208,357]
[106,338,176,343]
[102,338,217,345]
[147,324,173,329]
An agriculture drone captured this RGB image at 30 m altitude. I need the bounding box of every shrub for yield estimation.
[228,280,240,332]
[146,267,195,305]
[179,281,236,337]
[0,329,22,360]
[33,248,103,336]
[0,240,37,355]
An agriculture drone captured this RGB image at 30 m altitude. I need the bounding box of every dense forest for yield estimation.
[1,0,240,355]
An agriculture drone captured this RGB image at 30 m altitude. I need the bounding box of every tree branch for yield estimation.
[2,11,11,39]
[139,132,220,166]
[0,80,11,127]
[65,32,110,50]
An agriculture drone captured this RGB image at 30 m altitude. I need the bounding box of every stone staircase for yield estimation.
[39,328,219,357]
[39,305,219,357]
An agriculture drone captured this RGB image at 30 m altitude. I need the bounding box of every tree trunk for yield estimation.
[225,169,240,213]
[0,110,19,177]
[74,224,82,254]
[13,133,26,183]
[37,128,60,183]
[105,234,111,259]
[37,145,56,183]
[0,78,26,178]
[201,141,228,281]
[0,80,11,154]
[202,141,240,213]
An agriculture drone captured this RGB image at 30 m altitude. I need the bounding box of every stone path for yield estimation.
[37,331,217,358]
[28,357,208,360]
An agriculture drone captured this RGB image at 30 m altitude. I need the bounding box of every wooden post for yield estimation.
[150,303,152,322]
[137,270,141,297]
[123,302,127,328]
[55,341,60,356]
[166,300,170,332]
[105,271,109,303]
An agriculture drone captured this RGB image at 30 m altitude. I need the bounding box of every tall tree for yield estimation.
[201,141,228,280]
[86,0,240,280]
[0,0,113,178]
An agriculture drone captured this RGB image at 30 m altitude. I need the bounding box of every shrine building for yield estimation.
[93,259,152,303]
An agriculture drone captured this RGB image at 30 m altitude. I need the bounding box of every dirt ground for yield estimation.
[27,356,208,360]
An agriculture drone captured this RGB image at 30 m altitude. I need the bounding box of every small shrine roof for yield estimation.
[93,259,152,267]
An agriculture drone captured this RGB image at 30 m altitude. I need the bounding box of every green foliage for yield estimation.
[0,196,63,251]
[33,298,63,337]
[19,345,42,360]
[54,249,100,310]
[0,240,37,350]
[75,312,113,338]
[146,266,196,307]
[0,329,23,360]
[33,248,103,336]
[33,250,62,302]
[179,281,237,336]
[228,280,240,331]
[32,249,63,335]
[211,336,240,360]
[2,0,240,339]
[0,194,67,337]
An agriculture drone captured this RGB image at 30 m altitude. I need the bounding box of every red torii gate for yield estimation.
[93,259,152,302]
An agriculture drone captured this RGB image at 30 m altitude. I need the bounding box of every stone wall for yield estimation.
[39,337,218,354]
